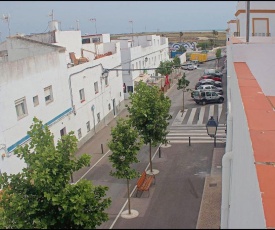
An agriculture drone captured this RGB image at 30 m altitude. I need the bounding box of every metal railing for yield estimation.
[252,32,271,37]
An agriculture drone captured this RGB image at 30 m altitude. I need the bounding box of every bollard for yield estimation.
[101,144,104,154]
[189,136,191,146]
[71,173,74,183]
[159,147,161,158]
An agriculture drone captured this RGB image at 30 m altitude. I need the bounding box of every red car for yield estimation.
[199,75,222,82]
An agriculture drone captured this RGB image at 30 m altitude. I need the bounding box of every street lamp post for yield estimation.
[206,116,218,147]
[90,18,97,34]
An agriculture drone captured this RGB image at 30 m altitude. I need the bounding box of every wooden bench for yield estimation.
[136,171,155,197]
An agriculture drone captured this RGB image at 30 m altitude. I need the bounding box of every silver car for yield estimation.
[196,84,223,95]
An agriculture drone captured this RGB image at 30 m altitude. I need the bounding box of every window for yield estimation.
[97,113,100,123]
[206,92,212,97]
[94,82,99,94]
[44,86,53,104]
[33,95,39,107]
[15,97,28,119]
[127,86,133,93]
[82,38,91,44]
[79,88,85,102]
[105,76,108,86]
[86,121,90,132]
[92,38,100,43]
[78,129,82,139]
[60,127,66,137]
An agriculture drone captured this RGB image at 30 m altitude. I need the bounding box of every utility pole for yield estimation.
[129,20,133,47]
[90,18,97,34]
[246,1,250,43]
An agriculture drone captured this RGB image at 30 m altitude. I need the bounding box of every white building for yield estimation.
[112,35,169,99]
[222,1,275,228]
[0,20,124,175]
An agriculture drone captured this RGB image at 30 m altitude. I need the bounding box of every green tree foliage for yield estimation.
[215,48,222,67]
[156,60,173,77]
[173,56,181,67]
[177,72,191,112]
[127,81,171,173]
[177,45,186,53]
[108,118,143,214]
[0,117,111,229]
[197,42,209,50]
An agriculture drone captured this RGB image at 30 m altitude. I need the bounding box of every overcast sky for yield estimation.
[0,1,237,40]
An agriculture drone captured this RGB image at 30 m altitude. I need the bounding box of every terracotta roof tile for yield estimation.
[235,62,275,228]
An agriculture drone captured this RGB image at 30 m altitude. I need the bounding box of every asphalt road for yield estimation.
[72,56,226,229]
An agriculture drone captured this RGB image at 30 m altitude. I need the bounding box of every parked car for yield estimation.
[195,79,215,89]
[199,74,222,82]
[187,64,197,70]
[208,72,223,77]
[193,90,224,105]
[191,60,200,67]
[195,79,223,90]
[196,84,223,95]
[204,68,223,76]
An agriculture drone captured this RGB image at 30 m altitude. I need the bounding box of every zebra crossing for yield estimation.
[167,104,226,144]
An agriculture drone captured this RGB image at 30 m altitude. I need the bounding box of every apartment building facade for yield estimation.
[0,21,124,175]
[112,35,169,99]
[0,20,170,175]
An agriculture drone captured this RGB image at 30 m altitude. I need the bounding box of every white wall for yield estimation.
[0,50,71,174]
[67,49,124,147]
[224,39,267,228]
[54,30,82,63]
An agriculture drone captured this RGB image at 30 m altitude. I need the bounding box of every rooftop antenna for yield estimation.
[76,19,80,31]
[48,9,54,21]
[2,14,11,37]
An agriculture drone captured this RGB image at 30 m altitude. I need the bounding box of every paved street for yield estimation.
[72,55,226,229]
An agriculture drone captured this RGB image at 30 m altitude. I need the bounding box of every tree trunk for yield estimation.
[127,178,131,215]
[149,141,153,173]
[182,89,185,112]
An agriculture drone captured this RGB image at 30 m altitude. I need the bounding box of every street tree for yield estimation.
[108,118,143,215]
[212,30,218,48]
[177,45,186,53]
[0,117,111,229]
[179,31,183,43]
[172,56,181,76]
[127,81,171,173]
[173,56,181,67]
[177,72,191,112]
[215,48,222,68]
[156,60,173,87]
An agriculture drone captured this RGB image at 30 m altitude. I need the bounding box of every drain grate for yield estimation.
[209,183,217,187]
